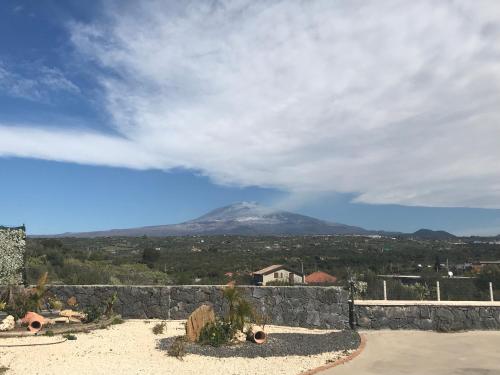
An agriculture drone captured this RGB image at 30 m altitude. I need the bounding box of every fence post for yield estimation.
[436,281,441,301]
[490,282,494,302]
[383,280,387,301]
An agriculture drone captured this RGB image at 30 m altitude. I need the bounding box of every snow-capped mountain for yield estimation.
[51,202,370,237]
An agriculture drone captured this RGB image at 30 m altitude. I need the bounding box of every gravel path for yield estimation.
[159,330,360,358]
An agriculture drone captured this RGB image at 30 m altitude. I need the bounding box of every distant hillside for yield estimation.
[411,228,456,240]
[48,202,371,237]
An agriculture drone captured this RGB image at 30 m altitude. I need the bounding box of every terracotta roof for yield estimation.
[305,271,337,284]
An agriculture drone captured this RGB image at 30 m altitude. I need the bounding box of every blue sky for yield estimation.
[1,1,500,235]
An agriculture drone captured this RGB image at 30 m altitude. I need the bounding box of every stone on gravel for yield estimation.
[185,304,215,342]
[0,315,15,331]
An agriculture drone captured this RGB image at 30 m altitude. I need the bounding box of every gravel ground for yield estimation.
[0,320,359,375]
[159,330,360,358]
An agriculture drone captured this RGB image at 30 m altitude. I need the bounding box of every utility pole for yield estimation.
[301,260,305,283]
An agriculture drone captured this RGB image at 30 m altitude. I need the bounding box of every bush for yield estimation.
[223,287,255,332]
[84,305,103,323]
[111,316,124,325]
[198,319,236,347]
[63,333,77,340]
[152,322,166,335]
[168,336,186,360]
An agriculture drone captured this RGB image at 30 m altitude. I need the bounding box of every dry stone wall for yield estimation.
[355,304,500,330]
[46,285,350,329]
[0,226,26,285]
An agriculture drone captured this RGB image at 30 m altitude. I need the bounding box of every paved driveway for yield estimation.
[322,330,500,375]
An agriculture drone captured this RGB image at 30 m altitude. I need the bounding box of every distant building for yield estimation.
[305,271,337,285]
[252,264,304,285]
[472,260,500,273]
[191,246,202,252]
[0,225,26,285]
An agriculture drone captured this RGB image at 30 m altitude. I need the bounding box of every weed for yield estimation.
[84,305,103,323]
[152,321,166,335]
[0,365,9,374]
[168,336,186,360]
[63,333,77,340]
[45,330,55,337]
[111,316,124,325]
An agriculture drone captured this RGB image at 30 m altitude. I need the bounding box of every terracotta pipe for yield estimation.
[251,329,267,344]
[21,312,46,333]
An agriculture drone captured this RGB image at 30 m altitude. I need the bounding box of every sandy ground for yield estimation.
[0,320,352,375]
[321,330,500,375]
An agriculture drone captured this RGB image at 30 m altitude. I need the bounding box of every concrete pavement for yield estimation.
[321,330,500,375]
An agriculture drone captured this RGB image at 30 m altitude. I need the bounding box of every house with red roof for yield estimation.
[305,271,337,285]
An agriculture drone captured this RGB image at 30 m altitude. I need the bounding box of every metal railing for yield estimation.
[355,278,497,302]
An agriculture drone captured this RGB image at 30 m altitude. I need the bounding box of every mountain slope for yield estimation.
[411,228,456,240]
[51,202,370,237]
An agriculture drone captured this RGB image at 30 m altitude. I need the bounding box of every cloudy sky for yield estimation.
[1,0,500,235]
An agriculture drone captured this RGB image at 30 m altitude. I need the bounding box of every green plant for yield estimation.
[152,321,166,335]
[45,330,55,337]
[47,297,63,311]
[84,305,103,323]
[63,333,77,340]
[198,319,236,347]
[111,316,124,325]
[104,292,118,317]
[0,301,6,311]
[223,287,255,332]
[168,336,187,360]
[30,272,49,311]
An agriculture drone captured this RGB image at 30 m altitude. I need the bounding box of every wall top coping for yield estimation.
[354,300,500,307]
[38,284,344,289]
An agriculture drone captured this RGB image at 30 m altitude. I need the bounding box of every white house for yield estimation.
[252,264,304,285]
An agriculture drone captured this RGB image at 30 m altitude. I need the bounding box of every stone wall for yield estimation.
[0,226,26,285]
[46,285,350,329]
[355,302,500,331]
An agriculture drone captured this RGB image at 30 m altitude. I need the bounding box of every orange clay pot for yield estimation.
[21,312,46,333]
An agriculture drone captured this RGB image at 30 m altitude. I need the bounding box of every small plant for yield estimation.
[0,301,6,311]
[45,330,55,337]
[111,316,124,325]
[63,333,77,340]
[198,319,236,347]
[83,305,103,323]
[47,297,63,311]
[223,287,255,332]
[168,336,186,360]
[0,365,9,374]
[104,292,118,317]
[152,321,167,335]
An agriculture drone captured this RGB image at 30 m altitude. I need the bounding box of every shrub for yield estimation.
[84,305,103,323]
[168,336,186,360]
[45,330,55,337]
[47,297,63,311]
[104,292,118,317]
[198,319,236,347]
[111,316,124,325]
[152,322,166,335]
[63,333,77,340]
[223,287,255,332]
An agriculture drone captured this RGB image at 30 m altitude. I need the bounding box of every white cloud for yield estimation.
[2,0,500,208]
[0,63,80,101]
